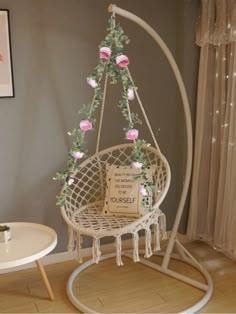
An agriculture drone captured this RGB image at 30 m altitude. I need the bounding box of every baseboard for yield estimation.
[0,231,191,274]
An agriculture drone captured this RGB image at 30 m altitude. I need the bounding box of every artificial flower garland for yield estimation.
[55,17,155,207]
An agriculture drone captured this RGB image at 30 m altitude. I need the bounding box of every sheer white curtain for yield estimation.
[187,0,236,259]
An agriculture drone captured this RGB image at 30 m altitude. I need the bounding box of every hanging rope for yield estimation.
[96,14,115,153]
[126,67,160,152]
[96,73,109,153]
[126,97,133,125]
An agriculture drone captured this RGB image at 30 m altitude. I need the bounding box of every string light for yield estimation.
[221,123,229,128]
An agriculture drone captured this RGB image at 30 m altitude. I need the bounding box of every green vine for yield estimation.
[54,17,155,207]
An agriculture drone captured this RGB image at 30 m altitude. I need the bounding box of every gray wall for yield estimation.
[0,0,199,252]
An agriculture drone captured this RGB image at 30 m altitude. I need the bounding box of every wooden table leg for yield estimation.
[36,259,55,301]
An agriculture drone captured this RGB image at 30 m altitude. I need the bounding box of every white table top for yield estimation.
[0,222,57,269]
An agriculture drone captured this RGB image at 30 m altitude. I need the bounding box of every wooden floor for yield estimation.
[0,241,236,313]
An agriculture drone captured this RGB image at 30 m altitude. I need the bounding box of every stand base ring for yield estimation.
[67,251,213,314]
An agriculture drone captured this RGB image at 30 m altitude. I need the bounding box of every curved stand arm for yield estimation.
[108,4,193,268]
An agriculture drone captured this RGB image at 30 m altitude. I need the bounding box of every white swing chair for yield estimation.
[62,143,170,265]
[59,5,213,313]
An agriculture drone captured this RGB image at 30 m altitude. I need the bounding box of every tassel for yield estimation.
[93,238,101,264]
[116,236,123,266]
[153,223,161,252]
[132,232,140,262]
[67,226,76,252]
[144,228,152,258]
[160,213,167,240]
[76,233,83,263]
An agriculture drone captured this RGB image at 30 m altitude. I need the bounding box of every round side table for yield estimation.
[0,222,57,300]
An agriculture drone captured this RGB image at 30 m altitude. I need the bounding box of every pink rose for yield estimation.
[67,177,75,186]
[132,162,143,169]
[80,119,92,131]
[0,54,3,62]
[140,185,148,197]
[128,88,135,100]
[116,55,129,67]
[99,47,111,60]
[72,151,85,159]
[126,129,139,140]
[87,78,98,88]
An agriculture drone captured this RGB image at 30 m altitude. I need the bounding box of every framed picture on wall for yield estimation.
[0,9,14,98]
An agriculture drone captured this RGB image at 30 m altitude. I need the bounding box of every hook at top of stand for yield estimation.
[108,4,116,13]
[108,4,116,20]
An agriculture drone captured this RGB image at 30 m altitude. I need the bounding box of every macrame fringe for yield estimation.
[93,238,101,264]
[67,226,77,252]
[132,232,140,262]
[144,228,152,258]
[68,213,167,265]
[76,233,83,263]
[159,213,167,240]
[153,223,161,252]
[67,226,84,263]
[116,236,123,266]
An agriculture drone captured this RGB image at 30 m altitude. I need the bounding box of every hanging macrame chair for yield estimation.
[57,5,213,314]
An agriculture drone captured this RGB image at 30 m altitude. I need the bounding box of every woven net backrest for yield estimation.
[62,144,170,220]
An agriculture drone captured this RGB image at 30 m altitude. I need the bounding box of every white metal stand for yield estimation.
[66,4,213,313]
[67,250,213,314]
